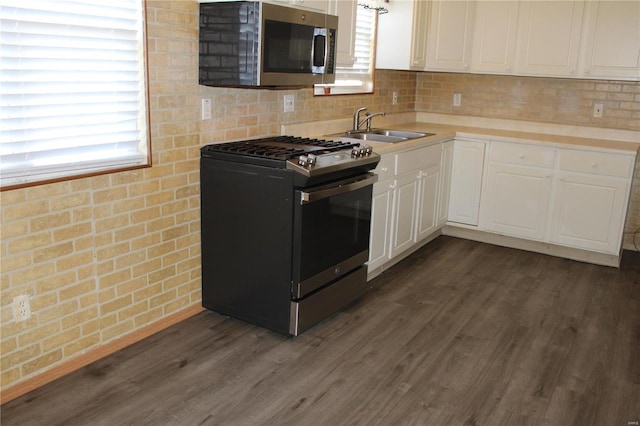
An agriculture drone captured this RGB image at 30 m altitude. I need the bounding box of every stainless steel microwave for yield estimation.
[199,1,338,88]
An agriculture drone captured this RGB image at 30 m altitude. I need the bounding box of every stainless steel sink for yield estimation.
[336,129,435,143]
[369,129,432,139]
[341,133,407,143]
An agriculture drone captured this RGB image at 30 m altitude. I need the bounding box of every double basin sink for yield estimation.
[335,129,435,143]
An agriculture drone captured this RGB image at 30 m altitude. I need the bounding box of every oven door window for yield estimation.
[263,20,315,73]
[293,184,372,294]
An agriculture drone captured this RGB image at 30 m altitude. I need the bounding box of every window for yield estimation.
[314,5,377,96]
[0,0,149,189]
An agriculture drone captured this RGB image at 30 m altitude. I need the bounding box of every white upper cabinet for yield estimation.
[410,0,430,69]
[291,0,328,12]
[328,0,357,66]
[426,0,475,72]
[579,0,640,80]
[470,1,519,74]
[376,0,429,70]
[388,0,637,80]
[515,1,585,77]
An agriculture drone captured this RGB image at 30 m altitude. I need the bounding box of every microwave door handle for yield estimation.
[312,29,327,68]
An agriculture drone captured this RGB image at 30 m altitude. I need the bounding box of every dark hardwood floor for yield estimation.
[2,236,639,426]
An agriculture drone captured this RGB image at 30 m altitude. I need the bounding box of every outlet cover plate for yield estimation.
[13,294,31,322]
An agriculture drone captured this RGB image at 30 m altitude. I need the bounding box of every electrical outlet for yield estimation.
[13,294,31,322]
[453,93,462,107]
[201,98,212,120]
[392,91,398,105]
[284,94,295,113]
[593,103,603,118]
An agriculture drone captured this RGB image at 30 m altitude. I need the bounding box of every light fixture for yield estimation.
[358,0,389,14]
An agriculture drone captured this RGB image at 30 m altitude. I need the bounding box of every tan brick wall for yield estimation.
[1,1,639,395]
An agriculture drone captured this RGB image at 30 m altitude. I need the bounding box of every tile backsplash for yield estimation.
[415,72,640,131]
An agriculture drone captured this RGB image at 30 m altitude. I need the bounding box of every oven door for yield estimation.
[292,173,377,299]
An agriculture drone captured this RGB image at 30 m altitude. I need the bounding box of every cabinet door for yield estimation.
[481,164,553,241]
[448,139,486,226]
[390,172,419,258]
[367,180,394,272]
[550,173,628,253]
[426,0,475,71]
[328,0,357,66]
[376,0,414,69]
[516,0,584,76]
[416,164,441,242]
[410,0,429,69]
[438,141,453,227]
[292,0,328,12]
[579,0,640,80]
[471,1,519,74]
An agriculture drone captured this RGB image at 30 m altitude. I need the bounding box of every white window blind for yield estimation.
[335,6,376,89]
[316,5,376,95]
[0,0,149,188]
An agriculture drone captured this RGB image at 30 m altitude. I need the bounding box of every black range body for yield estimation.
[200,136,379,335]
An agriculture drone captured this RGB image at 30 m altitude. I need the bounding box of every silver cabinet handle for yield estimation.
[300,174,378,204]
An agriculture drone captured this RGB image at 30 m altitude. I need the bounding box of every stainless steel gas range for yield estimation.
[200,136,379,335]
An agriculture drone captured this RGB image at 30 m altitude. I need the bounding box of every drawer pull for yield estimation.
[519,154,525,159]
[591,162,597,168]
[380,166,388,172]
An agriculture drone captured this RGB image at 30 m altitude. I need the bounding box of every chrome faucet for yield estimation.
[361,111,385,131]
[352,107,385,132]
[353,107,367,131]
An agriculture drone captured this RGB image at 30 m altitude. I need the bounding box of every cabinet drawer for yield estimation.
[558,150,634,178]
[395,144,441,174]
[490,141,555,168]
[374,154,394,181]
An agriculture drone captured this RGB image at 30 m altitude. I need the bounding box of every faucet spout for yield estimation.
[358,111,386,131]
[353,107,367,131]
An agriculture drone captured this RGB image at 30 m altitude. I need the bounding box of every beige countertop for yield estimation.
[282,112,640,156]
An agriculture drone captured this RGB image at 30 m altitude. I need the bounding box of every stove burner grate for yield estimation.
[202,136,358,160]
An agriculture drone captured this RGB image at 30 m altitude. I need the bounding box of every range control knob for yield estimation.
[361,144,372,155]
[351,146,361,157]
[298,155,309,166]
[307,153,317,165]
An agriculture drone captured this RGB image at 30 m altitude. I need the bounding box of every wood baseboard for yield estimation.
[0,304,204,405]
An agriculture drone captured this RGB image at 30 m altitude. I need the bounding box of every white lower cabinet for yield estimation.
[368,177,394,272]
[480,141,555,240]
[368,142,450,276]
[368,134,635,274]
[470,140,635,258]
[438,141,453,227]
[448,138,487,226]
[415,164,441,242]
[549,149,634,253]
[390,171,421,257]
[482,164,552,241]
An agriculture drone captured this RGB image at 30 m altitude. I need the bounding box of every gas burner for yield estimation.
[201,135,378,179]
[201,136,359,161]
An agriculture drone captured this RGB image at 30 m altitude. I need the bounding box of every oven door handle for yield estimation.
[300,174,378,204]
